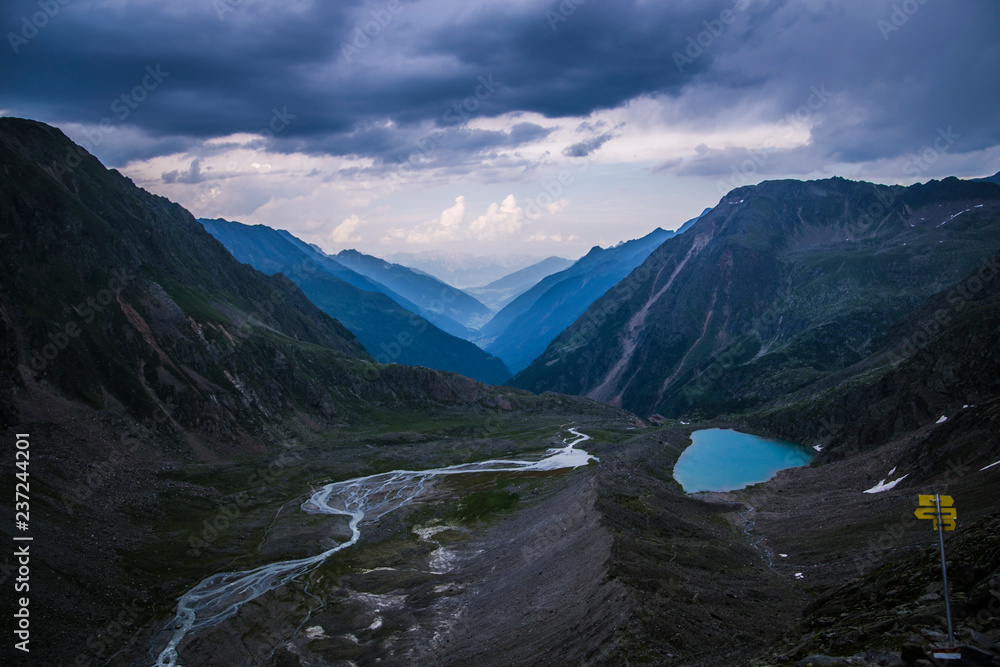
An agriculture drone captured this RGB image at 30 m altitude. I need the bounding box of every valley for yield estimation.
[1,118,998,667]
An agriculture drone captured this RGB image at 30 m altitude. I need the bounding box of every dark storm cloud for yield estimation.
[162,158,204,184]
[0,0,729,154]
[277,120,554,169]
[563,131,615,157]
[2,0,998,174]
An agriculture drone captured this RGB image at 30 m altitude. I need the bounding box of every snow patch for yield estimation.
[936,415,947,424]
[980,460,1000,472]
[813,445,823,452]
[937,208,970,226]
[304,626,328,640]
[779,553,788,558]
[864,474,908,494]
[794,573,804,580]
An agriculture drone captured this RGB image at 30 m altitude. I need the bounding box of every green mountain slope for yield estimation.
[480,227,676,373]
[749,245,1000,465]
[0,118,373,437]
[510,176,1000,418]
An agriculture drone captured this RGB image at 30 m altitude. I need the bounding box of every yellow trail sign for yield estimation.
[915,494,957,648]
[915,494,956,531]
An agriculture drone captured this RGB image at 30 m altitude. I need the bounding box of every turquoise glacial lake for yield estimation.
[673,428,814,493]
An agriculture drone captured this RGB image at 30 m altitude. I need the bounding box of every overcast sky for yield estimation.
[2,0,998,258]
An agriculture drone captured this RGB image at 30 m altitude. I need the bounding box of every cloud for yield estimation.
[327,214,366,244]
[545,198,569,215]
[469,194,525,241]
[563,131,617,158]
[526,232,580,243]
[4,0,998,230]
[6,0,994,177]
[385,194,538,244]
[383,195,468,243]
[162,158,205,184]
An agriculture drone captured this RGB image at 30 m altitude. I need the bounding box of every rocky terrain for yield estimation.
[2,118,998,667]
[510,177,1000,421]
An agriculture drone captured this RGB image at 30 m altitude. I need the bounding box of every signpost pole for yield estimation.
[935,494,955,648]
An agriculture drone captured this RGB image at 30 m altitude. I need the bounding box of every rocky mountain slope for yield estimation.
[510,177,1000,419]
[747,246,1000,466]
[200,218,511,384]
[479,227,676,373]
[0,119,373,440]
[0,118,615,665]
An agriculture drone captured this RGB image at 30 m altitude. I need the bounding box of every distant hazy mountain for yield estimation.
[478,228,676,373]
[510,176,1000,418]
[200,219,511,384]
[387,250,546,288]
[199,218,393,297]
[466,256,575,311]
[330,248,493,331]
[275,233,478,339]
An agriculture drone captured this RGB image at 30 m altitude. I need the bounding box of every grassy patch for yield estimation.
[454,489,519,522]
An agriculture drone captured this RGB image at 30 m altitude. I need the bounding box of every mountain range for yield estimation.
[330,247,494,331]
[0,117,624,666]
[3,117,999,667]
[465,256,575,311]
[478,226,680,373]
[0,119,374,438]
[510,176,1000,420]
[199,218,511,384]
[386,250,549,288]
